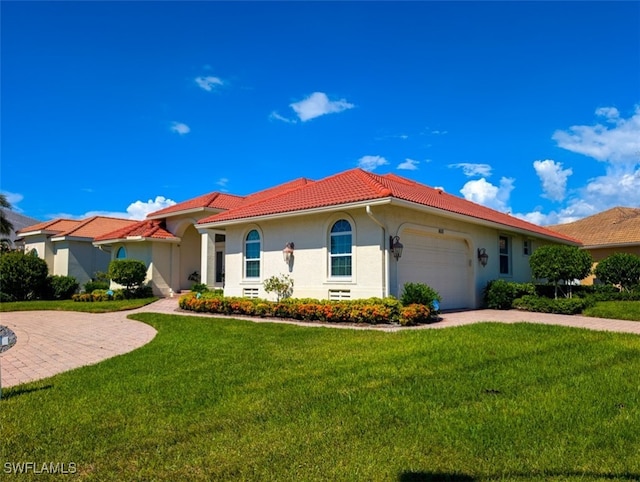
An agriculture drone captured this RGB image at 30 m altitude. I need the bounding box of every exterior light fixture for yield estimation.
[477,248,489,267]
[390,236,404,261]
[283,242,295,263]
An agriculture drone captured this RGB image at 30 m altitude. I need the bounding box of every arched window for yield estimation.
[116,247,127,259]
[330,219,352,277]
[245,229,260,278]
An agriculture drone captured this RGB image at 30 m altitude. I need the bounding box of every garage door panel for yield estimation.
[398,232,472,310]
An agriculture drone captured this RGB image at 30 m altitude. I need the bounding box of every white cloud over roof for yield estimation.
[357,155,389,171]
[533,159,572,202]
[290,92,354,122]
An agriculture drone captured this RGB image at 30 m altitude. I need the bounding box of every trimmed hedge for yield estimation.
[484,280,536,310]
[512,295,594,315]
[179,293,433,326]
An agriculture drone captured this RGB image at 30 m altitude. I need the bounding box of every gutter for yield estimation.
[365,205,389,298]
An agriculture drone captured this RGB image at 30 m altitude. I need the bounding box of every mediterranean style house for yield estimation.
[16,216,138,287]
[549,207,640,285]
[94,169,580,310]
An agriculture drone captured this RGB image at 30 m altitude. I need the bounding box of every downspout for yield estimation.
[365,205,389,298]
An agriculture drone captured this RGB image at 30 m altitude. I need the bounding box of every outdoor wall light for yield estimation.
[477,248,489,267]
[390,236,404,261]
[283,242,295,263]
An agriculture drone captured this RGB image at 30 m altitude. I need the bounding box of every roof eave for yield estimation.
[388,198,581,245]
[197,198,392,229]
[93,236,180,246]
[50,235,94,242]
[147,207,222,220]
[582,241,640,250]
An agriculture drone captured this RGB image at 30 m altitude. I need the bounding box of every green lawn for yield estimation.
[0,298,157,313]
[584,301,640,321]
[1,313,639,481]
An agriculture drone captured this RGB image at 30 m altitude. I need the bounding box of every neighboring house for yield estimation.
[17,216,138,287]
[548,207,640,285]
[0,209,40,249]
[96,168,579,310]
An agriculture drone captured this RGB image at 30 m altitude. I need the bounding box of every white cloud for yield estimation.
[71,196,177,221]
[552,105,640,163]
[170,122,191,135]
[290,92,354,122]
[126,196,177,219]
[449,163,493,178]
[195,75,224,92]
[533,159,573,202]
[397,158,419,170]
[358,155,389,171]
[460,177,514,212]
[269,111,297,124]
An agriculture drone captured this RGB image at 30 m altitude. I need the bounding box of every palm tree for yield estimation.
[0,194,15,250]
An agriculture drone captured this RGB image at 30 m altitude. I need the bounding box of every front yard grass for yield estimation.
[1,313,639,481]
[583,301,640,321]
[0,298,157,313]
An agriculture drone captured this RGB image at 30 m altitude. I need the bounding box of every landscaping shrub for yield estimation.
[400,282,441,312]
[594,252,640,291]
[0,250,49,300]
[84,280,110,293]
[529,245,593,298]
[46,275,79,300]
[108,259,147,292]
[263,274,294,301]
[178,293,425,326]
[484,279,536,309]
[512,295,593,315]
[191,283,209,293]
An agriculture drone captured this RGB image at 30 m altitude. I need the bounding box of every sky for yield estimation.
[2,1,639,226]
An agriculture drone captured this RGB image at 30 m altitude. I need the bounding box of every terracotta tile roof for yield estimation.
[148,192,244,218]
[199,168,580,244]
[17,219,82,235]
[94,220,178,242]
[54,216,137,239]
[548,207,640,247]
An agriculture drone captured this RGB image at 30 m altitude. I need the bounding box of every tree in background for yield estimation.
[529,245,593,298]
[594,253,640,292]
[0,194,15,253]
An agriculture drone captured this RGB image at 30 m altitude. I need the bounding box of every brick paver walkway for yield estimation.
[1,298,639,389]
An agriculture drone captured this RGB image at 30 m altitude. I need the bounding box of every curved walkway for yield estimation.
[1,298,640,389]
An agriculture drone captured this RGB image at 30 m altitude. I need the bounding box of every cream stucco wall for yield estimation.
[23,236,55,273]
[213,204,560,307]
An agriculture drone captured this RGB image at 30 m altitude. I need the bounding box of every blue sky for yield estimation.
[2,1,639,225]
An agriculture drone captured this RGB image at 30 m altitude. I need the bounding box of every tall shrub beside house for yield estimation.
[0,250,49,301]
[108,259,149,297]
[594,253,640,291]
[529,245,593,298]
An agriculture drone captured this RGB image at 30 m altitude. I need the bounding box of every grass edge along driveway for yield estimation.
[1,312,639,481]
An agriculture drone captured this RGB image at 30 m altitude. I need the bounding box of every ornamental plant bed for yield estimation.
[178,292,434,326]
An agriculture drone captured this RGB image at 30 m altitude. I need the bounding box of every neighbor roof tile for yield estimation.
[94,220,178,242]
[549,207,640,247]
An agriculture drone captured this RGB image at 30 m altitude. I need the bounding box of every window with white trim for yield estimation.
[244,229,260,278]
[330,219,352,277]
[499,235,511,275]
[523,239,531,256]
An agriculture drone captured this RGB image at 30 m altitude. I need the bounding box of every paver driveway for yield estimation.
[1,298,640,389]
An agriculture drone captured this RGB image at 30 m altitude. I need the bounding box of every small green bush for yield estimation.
[512,295,593,315]
[400,282,441,311]
[46,275,79,300]
[484,279,536,309]
[84,280,110,293]
[263,274,294,301]
[191,283,209,293]
[594,252,640,291]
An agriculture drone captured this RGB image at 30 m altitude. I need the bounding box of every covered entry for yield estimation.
[397,227,473,310]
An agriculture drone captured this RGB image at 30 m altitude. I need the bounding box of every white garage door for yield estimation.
[397,229,472,310]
